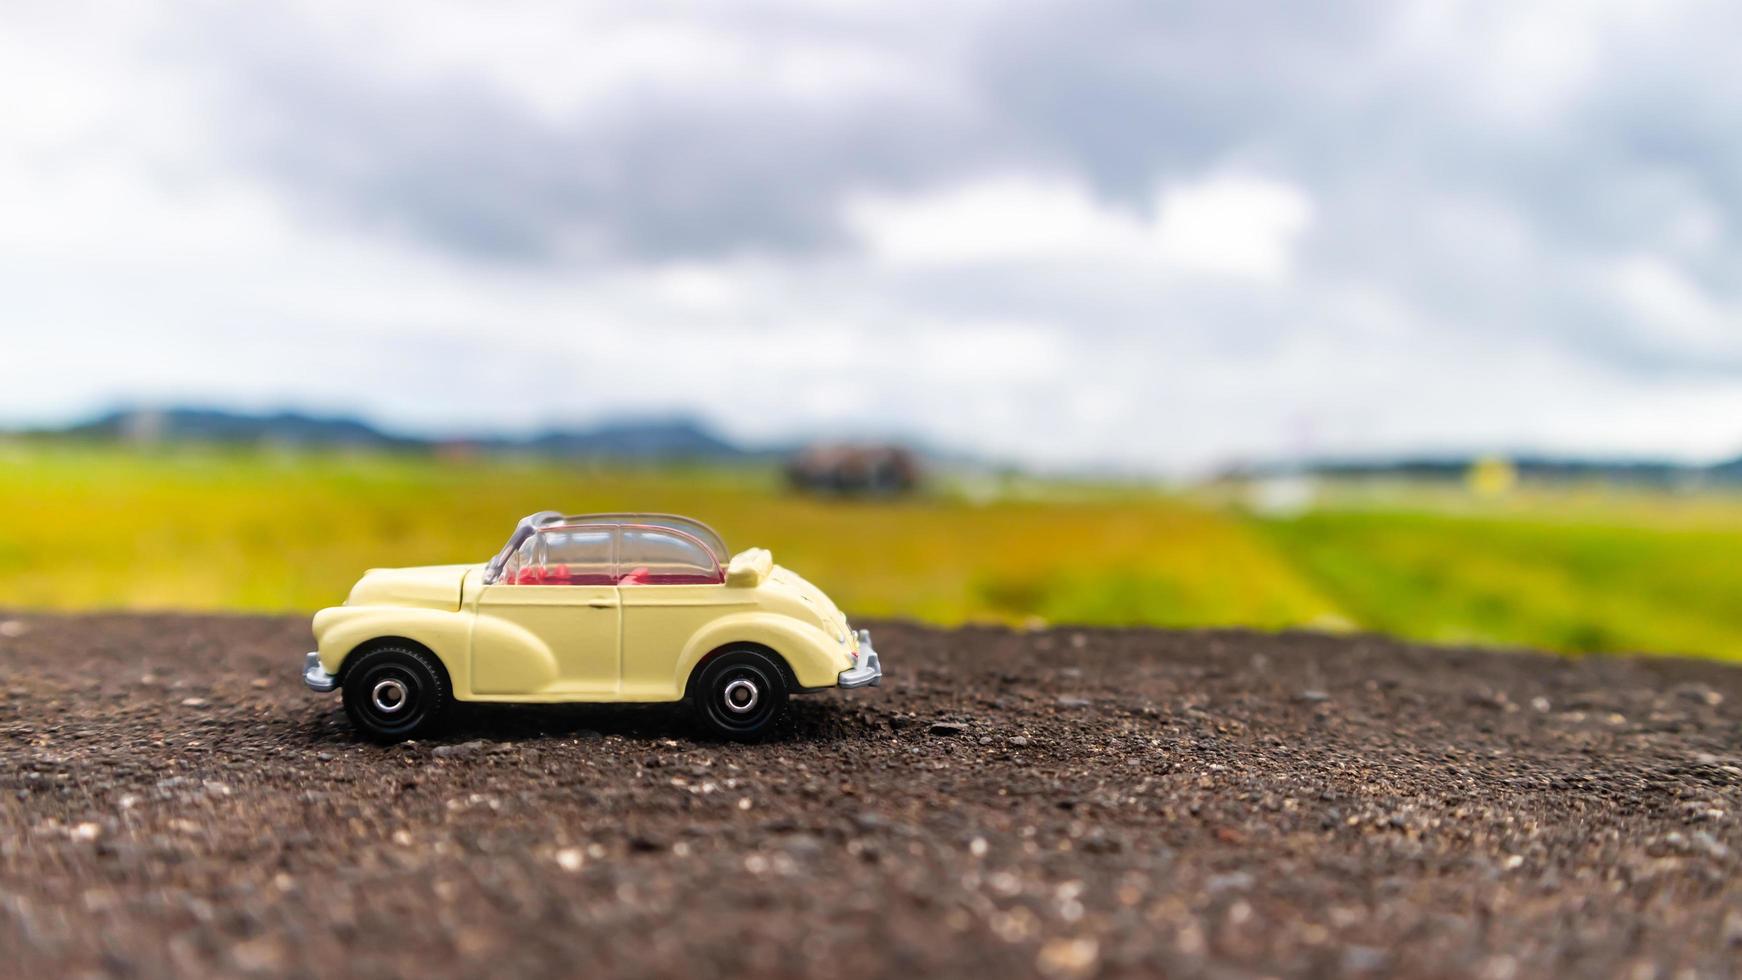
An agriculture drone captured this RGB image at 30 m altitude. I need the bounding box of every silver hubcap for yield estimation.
[722,678,759,714]
[371,678,410,714]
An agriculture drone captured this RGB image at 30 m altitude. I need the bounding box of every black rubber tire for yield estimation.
[341,645,450,743]
[692,648,789,741]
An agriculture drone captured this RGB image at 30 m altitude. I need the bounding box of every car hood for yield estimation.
[347,564,477,611]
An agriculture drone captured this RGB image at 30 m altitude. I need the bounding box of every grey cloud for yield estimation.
[199,9,1007,263]
[203,1,1395,263]
[187,0,1742,386]
[978,1,1742,276]
[975,0,1392,198]
[198,2,1742,268]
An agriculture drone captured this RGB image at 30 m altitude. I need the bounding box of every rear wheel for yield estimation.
[693,648,788,741]
[341,645,450,743]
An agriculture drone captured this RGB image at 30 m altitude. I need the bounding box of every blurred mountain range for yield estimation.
[1235,453,1742,487]
[24,406,774,460]
[11,406,1742,484]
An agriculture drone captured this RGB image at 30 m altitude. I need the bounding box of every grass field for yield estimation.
[3,443,1741,660]
[1255,497,1742,658]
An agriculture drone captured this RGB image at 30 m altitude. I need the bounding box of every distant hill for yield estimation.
[517,418,754,459]
[28,406,768,461]
[1238,453,1742,486]
[1710,454,1742,480]
[57,407,414,448]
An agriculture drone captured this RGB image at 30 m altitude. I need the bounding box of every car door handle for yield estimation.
[587,599,614,609]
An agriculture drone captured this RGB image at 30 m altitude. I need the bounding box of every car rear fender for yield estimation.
[675,612,848,693]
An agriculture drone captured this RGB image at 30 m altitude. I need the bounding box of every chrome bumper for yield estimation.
[302,651,338,693]
[838,629,883,688]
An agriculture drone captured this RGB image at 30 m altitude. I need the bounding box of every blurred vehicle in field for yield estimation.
[786,443,921,497]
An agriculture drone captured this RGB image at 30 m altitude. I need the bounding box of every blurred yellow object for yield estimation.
[1467,456,1517,498]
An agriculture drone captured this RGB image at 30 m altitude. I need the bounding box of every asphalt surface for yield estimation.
[2,612,1741,979]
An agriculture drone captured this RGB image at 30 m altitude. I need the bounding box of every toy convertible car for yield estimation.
[302,512,881,741]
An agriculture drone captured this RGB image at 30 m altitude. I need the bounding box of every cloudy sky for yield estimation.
[4,0,1741,471]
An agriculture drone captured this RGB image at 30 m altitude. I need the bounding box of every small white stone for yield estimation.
[554,847,585,872]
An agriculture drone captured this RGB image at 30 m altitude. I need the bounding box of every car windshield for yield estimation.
[485,510,561,584]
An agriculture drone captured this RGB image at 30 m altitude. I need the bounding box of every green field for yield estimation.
[4,443,1742,660]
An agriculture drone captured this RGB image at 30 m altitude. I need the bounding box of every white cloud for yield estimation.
[1152,176,1314,282]
[846,171,1313,282]
[845,175,1142,266]
[1609,255,1738,353]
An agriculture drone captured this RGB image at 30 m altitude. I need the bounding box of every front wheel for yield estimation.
[693,648,789,741]
[341,646,451,743]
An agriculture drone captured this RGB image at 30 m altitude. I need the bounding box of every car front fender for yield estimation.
[311,605,473,693]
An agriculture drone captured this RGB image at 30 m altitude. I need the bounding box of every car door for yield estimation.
[616,525,749,700]
[472,525,621,697]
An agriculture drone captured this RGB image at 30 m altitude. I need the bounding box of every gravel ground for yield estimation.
[2,612,1741,979]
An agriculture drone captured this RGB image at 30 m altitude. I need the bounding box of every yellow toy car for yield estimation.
[302,511,881,741]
